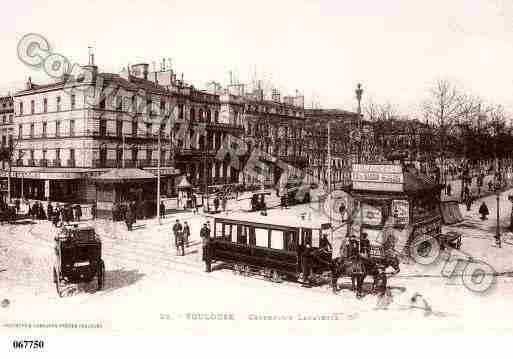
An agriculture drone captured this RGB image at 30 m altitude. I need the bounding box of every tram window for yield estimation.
[237,225,247,244]
[302,229,312,246]
[254,228,269,247]
[224,224,232,241]
[215,224,224,240]
[311,230,320,248]
[285,231,298,251]
[270,230,284,250]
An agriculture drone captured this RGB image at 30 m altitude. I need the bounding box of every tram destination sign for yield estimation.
[351,164,404,192]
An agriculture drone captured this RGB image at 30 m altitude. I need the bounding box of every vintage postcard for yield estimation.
[2,0,513,354]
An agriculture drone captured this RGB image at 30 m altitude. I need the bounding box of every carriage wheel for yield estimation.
[97,260,105,291]
[53,268,63,298]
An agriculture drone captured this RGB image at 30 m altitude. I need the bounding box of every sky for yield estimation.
[2,0,513,117]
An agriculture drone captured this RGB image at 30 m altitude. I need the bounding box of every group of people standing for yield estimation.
[47,203,82,226]
[172,219,191,256]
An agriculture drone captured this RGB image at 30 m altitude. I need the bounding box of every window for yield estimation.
[18,124,22,139]
[146,123,151,137]
[8,135,12,148]
[30,149,34,160]
[71,94,76,110]
[56,148,60,160]
[30,123,34,138]
[116,119,122,137]
[190,108,195,122]
[99,119,107,136]
[18,150,23,161]
[42,122,47,138]
[116,147,122,163]
[69,149,75,162]
[131,147,138,161]
[99,97,106,109]
[178,104,184,119]
[55,120,60,137]
[56,96,61,111]
[214,110,219,123]
[132,121,137,137]
[198,109,203,122]
[43,98,47,113]
[70,120,75,136]
[30,100,35,114]
[146,148,152,162]
[1,115,5,124]
[116,96,123,111]
[19,102,23,115]
[9,114,13,123]
[207,109,211,123]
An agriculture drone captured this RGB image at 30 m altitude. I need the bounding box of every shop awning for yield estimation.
[92,168,156,183]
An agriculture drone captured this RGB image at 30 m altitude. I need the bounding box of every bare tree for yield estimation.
[423,79,469,183]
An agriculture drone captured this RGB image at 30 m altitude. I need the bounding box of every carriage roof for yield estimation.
[54,225,99,244]
[207,211,328,230]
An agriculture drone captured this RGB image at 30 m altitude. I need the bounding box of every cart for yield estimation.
[52,225,105,297]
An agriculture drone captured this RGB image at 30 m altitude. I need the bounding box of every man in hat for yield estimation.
[360,232,371,260]
[172,219,183,254]
[200,222,211,262]
[347,235,359,260]
[183,221,191,247]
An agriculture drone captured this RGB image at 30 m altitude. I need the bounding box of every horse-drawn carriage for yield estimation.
[0,204,16,224]
[52,225,105,297]
[202,212,399,297]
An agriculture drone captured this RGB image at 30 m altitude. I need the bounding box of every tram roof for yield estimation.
[206,211,330,230]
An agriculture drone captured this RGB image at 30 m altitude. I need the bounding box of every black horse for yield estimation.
[331,254,400,298]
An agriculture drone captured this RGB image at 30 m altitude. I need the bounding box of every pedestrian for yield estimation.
[183,221,190,247]
[200,222,211,261]
[479,202,489,220]
[75,204,82,221]
[175,229,185,256]
[125,206,135,231]
[465,195,473,211]
[160,201,165,219]
[172,219,183,252]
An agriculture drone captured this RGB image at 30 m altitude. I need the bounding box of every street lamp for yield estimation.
[355,83,364,164]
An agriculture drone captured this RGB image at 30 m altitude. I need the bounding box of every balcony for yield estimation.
[67,159,76,167]
[40,159,48,167]
[52,159,61,167]
[27,159,35,166]
[16,159,23,166]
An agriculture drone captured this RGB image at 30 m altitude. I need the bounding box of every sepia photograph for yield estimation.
[2,0,513,354]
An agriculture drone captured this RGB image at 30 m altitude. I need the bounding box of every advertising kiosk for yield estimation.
[347,163,443,251]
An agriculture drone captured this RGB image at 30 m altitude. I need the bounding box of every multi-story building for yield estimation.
[1,55,243,206]
[304,109,377,186]
[0,95,14,168]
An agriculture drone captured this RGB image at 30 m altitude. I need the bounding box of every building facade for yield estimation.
[1,56,243,205]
